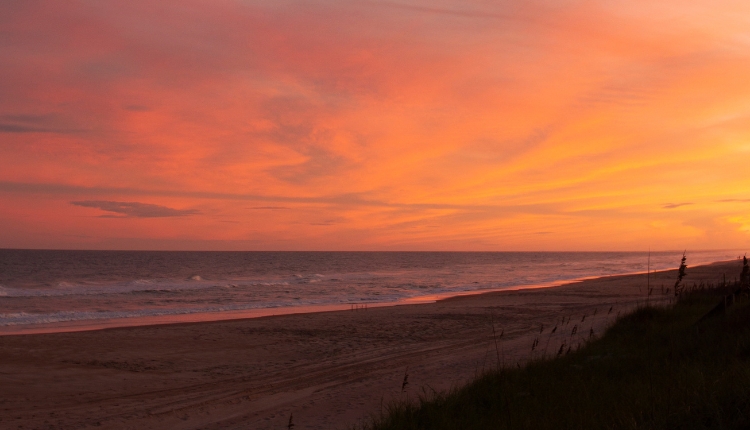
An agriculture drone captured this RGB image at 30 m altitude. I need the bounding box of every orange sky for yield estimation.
[1,0,750,251]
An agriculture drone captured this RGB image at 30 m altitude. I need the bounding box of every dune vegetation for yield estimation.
[359,276,750,430]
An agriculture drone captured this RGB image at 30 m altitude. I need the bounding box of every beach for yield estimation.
[0,259,742,430]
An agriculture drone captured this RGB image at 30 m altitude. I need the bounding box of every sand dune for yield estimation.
[0,260,742,429]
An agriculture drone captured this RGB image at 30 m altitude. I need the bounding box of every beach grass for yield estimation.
[358,286,750,430]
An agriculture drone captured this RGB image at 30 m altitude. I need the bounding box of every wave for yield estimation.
[0,277,311,298]
[0,250,740,329]
[0,298,375,327]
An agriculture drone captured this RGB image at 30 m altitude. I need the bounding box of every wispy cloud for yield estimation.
[270,148,351,184]
[365,1,515,20]
[1,1,750,250]
[662,203,693,209]
[0,114,83,134]
[2,180,554,213]
[71,201,199,218]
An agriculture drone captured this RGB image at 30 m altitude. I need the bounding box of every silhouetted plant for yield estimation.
[401,368,409,393]
[674,251,687,297]
[490,313,502,368]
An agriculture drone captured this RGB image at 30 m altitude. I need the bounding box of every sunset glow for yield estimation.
[2,0,750,250]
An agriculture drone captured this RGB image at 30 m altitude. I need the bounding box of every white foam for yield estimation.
[0,278,254,298]
[0,299,350,327]
[132,279,154,285]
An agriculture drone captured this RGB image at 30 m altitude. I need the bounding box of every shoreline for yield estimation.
[0,259,743,429]
[1,258,738,336]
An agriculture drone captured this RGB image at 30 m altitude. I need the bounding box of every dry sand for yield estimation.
[0,259,743,429]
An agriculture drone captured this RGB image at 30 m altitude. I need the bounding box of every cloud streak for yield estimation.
[364,1,516,20]
[0,114,82,134]
[662,203,693,209]
[71,201,199,218]
[5,181,554,213]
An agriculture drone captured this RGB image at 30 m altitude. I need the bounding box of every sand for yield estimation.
[0,259,743,429]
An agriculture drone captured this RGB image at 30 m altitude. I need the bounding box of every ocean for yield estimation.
[0,249,740,334]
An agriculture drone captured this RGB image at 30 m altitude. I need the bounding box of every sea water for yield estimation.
[0,250,740,333]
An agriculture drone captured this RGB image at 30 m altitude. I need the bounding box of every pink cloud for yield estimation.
[1,0,750,250]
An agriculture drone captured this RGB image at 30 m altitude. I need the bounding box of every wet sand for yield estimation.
[0,259,742,429]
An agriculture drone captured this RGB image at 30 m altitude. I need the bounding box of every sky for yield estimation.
[1,0,750,251]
